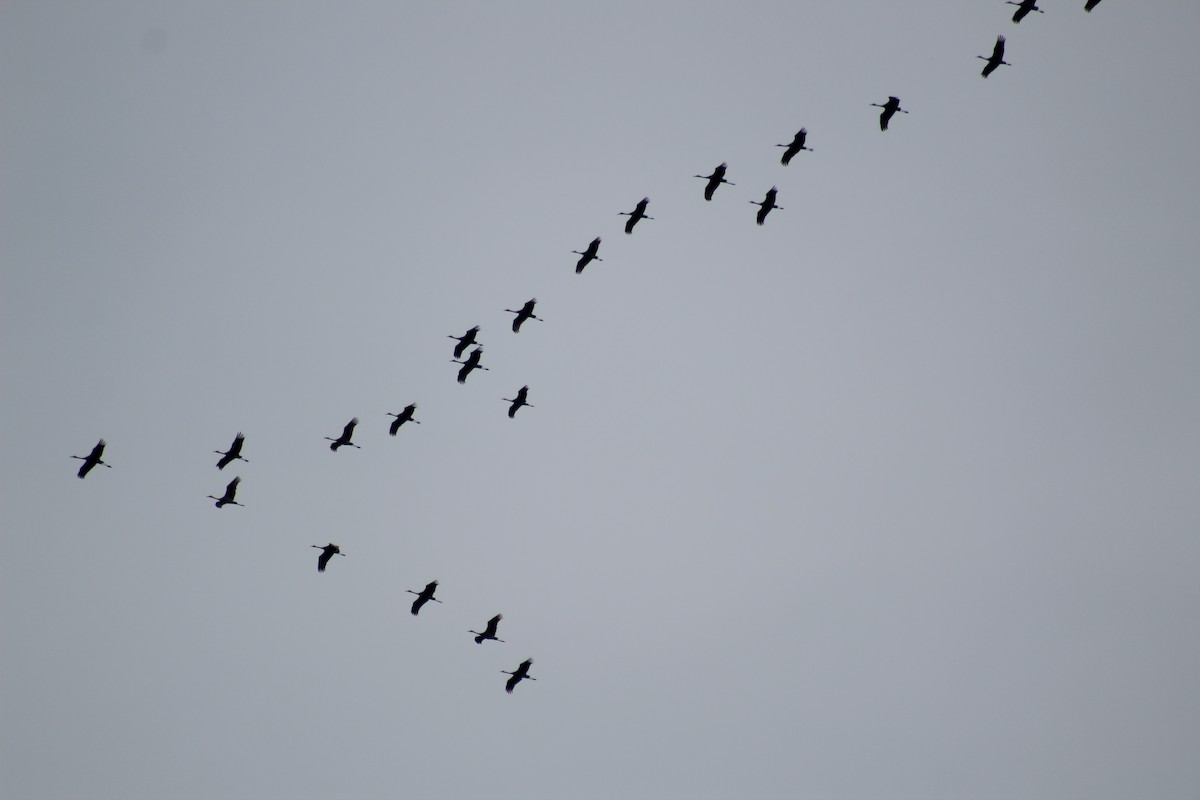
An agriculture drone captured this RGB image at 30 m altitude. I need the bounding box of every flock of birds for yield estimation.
[68,0,1108,695]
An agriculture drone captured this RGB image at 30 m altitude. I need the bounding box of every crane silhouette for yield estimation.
[776,129,812,165]
[208,476,243,508]
[407,580,442,615]
[619,198,653,234]
[750,187,783,226]
[386,404,420,436]
[1007,0,1043,23]
[325,418,361,451]
[694,163,734,201]
[311,543,344,572]
[469,614,505,644]
[502,658,536,693]
[573,237,602,273]
[504,298,543,332]
[71,439,111,479]
[1084,0,1101,9]
[453,347,488,383]
[871,96,908,131]
[503,385,533,418]
[448,326,480,359]
[978,36,1010,77]
[214,432,248,470]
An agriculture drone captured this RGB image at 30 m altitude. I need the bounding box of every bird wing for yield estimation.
[317,549,332,571]
[225,476,240,499]
[486,614,502,635]
[993,36,1006,60]
[411,596,426,615]
[505,674,519,693]
[89,440,106,460]
[229,433,245,456]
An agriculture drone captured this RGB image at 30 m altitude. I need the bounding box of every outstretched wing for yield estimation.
[992,35,1006,61]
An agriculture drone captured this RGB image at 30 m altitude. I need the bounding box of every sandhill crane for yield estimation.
[776,129,812,165]
[503,385,533,418]
[573,238,602,273]
[214,432,248,470]
[387,404,420,436]
[502,658,536,693]
[208,476,244,508]
[1084,0,1101,9]
[505,298,543,332]
[448,326,480,359]
[619,198,653,234]
[750,187,783,226]
[311,543,344,572]
[453,347,488,383]
[694,163,734,201]
[325,418,361,451]
[470,614,505,644]
[71,439,111,479]
[978,36,1010,77]
[870,96,909,131]
[1007,0,1043,23]
[407,580,442,615]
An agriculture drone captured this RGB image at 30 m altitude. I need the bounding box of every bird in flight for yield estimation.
[694,163,734,201]
[978,36,1010,78]
[453,347,488,383]
[502,658,536,693]
[573,237,602,273]
[750,187,783,226]
[448,326,480,359]
[470,614,505,644]
[1007,0,1043,23]
[311,543,344,572]
[503,385,533,418]
[776,129,812,165]
[407,580,443,615]
[214,432,248,470]
[386,404,420,436]
[870,96,908,131]
[504,298,543,333]
[71,438,112,479]
[325,418,361,451]
[208,476,244,508]
[619,198,653,234]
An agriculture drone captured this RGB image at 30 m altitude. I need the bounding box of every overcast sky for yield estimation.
[3,2,1199,799]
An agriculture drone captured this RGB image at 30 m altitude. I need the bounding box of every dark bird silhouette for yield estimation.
[386,404,420,436]
[1007,0,1043,22]
[505,298,543,332]
[870,96,909,131]
[749,187,783,226]
[453,347,488,383]
[503,385,533,418]
[214,432,248,470]
[978,36,1010,77]
[325,418,361,451]
[1084,0,1101,10]
[448,326,480,359]
[470,614,505,644]
[573,237,602,273]
[619,198,653,234]
[776,129,812,165]
[71,438,111,479]
[208,476,244,508]
[407,580,442,615]
[694,163,734,201]
[502,658,536,693]
[311,543,344,572]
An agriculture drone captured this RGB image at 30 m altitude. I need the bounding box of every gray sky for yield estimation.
[3,2,1199,799]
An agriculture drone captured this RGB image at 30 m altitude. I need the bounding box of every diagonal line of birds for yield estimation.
[65,1,1106,695]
